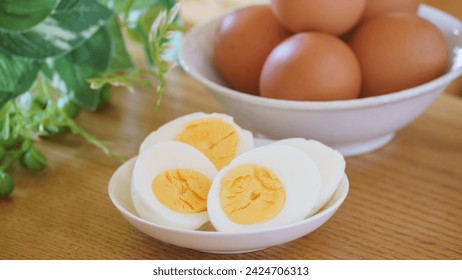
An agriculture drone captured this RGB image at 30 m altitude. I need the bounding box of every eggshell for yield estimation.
[270,0,366,36]
[260,32,361,101]
[349,13,448,97]
[361,0,421,22]
[213,5,291,95]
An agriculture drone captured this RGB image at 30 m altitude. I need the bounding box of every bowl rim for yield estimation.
[179,4,462,111]
[108,157,349,238]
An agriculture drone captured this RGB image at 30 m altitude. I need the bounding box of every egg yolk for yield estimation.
[220,164,286,224]
[175,118,238,170]
[152,169,211,214]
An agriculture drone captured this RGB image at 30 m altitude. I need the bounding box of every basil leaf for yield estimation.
[0,0,59,32]
[0,0,112,59]
[41,28,112,110]
[0,52,40,107]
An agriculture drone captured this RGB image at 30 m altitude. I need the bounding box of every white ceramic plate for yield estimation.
[108,156,349,254]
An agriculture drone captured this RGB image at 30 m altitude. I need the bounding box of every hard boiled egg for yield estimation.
[349,13,448,97]
[270,0,366,35]
[361,0,421,22]
[259,32,361,101]
[213,4,291,95]
[271,138,346,215]
[131,141,218,230]
[207,144,322,232]
[139,112,254,170]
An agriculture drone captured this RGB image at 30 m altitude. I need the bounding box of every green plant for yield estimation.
[0,170,14,198]
[0,0,183,197]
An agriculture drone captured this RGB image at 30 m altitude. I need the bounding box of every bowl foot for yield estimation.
[334,133,395,157]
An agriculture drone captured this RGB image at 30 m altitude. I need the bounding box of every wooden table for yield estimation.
[2,65,461,260]
[1,1,462,260]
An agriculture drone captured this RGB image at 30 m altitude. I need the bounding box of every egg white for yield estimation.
[138,112,254,156]
[131,141,218,230]
[207,144,322,232]
[271,138,346,215]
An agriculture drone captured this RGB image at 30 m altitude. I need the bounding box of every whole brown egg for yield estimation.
[349,13,448,97]
[213,5,291,95]
[260,32,361,101]
[361,0,422,21]
[270,0,366,36]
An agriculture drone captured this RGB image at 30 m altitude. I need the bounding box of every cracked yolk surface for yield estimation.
[175,118,238,170]
[152,169,212,214]
[220,164,286,224]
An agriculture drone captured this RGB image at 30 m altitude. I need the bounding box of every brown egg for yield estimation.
[270,0,366,36]
[361,0,421,22]
[260,32,361,101]
[213,5,291,95]
[349,13,448,97]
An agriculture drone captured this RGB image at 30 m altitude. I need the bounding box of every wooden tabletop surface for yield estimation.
[1,1,462,260]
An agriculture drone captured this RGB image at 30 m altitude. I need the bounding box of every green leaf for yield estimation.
[0,0,59,32]
[105,17,134,70]
[41,27,112,110]
[0,52,40,107]
[126,6,164,44]
[89,69,155,93]
[113,0,175,44]
[0,0,112,59]
[102,0,175,15]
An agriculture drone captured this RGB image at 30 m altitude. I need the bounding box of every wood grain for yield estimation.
[1,66,461,260]
[1,0,462,260]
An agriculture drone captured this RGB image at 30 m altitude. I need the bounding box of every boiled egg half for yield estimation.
[131,141,218,230]
[271,138,346,215]
[207,144,322,232]
[139,112,254,170]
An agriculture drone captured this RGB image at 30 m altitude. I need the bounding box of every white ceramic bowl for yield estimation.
[108,157,349,254]
[179,5,462,156]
